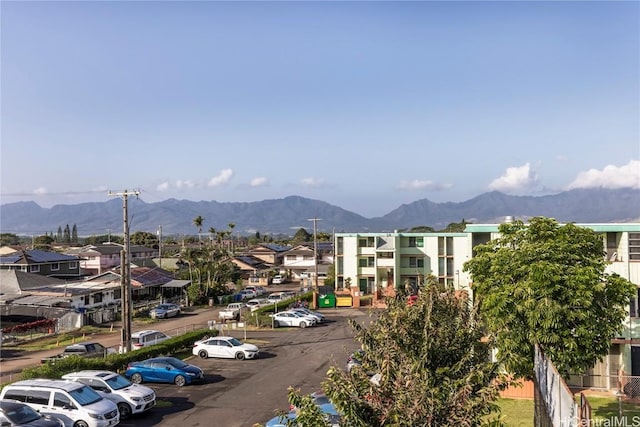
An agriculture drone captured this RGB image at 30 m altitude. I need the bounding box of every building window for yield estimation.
[358,257,374,267]
[358,237,374,248]
[630,233,640,261]
[51,263,60,271]
[69,261,78,270]
[93,293,103,304]
[286,255,296,261]
[30,265,40,273]
[378,252,393,259]
[438,236,455,284]
[408,237,423,248]
[336,237,344,255]
[303,255,314,260]
[409,257,424,268]
[114,289,122,300]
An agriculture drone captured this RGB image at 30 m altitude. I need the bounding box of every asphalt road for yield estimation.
[116,311,364,427]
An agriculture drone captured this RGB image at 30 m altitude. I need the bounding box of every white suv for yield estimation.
[62,370,156,419]
[0,379,119,427]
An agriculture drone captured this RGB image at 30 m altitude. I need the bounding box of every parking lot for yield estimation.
[116,309,365,427]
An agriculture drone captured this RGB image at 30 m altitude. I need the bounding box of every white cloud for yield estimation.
[33,187,47,195]
[250,177,269,187]
[157,182,170,192]
[176,180,196,189]
[208,169,234,187]
[488,163,538,193]
[301,177,326,188]
[567,160,640,190]
[397,179,452,191]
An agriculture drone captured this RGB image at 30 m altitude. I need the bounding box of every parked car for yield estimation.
[245,286,267,296]
[291,308,325,323]
[192,336,259,360]
[239,289,257,300]
[0,400,64,427]
[41,342,113,364]
[271,275,286,285]
[266,408,340,427]
[270,311,316,328]
[0,379,119,427]
[131,330,170,350]
[347,350,365,372]
[245,298,272,312]
[62,370,156,419]
[149,303,181,319]
[125,357,204,387]
[218,303,246,321]
[267,292,295,304]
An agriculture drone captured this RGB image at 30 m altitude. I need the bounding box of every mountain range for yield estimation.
[1,188,638,237]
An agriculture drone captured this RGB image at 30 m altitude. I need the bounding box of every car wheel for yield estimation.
[299,321,307,328]
[118,402,132,419]
[174,375,186,387]
[74,421,89,427]
[198,350,208,359]
[274,320,280,328]
[130,373,143,384]
[235,352,245,361]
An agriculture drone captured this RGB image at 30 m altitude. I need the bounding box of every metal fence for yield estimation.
[567,373,640,398]
[534,345,578,427]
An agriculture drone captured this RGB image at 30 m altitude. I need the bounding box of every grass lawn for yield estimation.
[497,396,640,426]
[497,399,534,427]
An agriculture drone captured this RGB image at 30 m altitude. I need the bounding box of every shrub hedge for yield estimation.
[19,329,214,381]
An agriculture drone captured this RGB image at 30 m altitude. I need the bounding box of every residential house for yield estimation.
[244,243,291,267]
[282,243,334,282]
[65,243,157,275]
[0,249,83,279]
[232,255,271,284]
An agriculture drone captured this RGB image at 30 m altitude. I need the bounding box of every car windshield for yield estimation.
[227,338,243,346]
[69,385,103,406]
[156,304,171,310]
[165,358,189,369]
[105,374,132,390]
[5,404,41,423]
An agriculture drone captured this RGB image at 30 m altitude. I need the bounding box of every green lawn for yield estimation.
[497,397,640,426]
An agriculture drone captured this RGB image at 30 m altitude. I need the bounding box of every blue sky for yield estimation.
[1,1,638,218]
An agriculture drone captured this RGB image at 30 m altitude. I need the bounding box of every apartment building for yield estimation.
[335,223,640,390]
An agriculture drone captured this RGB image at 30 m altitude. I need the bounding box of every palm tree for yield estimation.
[193,216,204,242]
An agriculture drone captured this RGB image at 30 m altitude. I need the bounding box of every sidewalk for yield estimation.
[0,305,365,384]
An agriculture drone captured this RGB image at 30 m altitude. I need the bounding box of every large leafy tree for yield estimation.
[463,217,636,379]
[130,231,158,247]
[288,276,509,426]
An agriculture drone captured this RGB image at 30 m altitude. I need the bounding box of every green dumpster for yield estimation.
[319,294,336,308]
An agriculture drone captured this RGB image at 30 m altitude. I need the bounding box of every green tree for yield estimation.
[63,224,71,243]
[408,225,435,233]
[71,224,78,243]
[289,276,508,426]
[130,231,158,247]
[56,226,63,242]
[33,234,54,249]
[193,216,204,242]
[463,217,636,379]
[440,219,468,232]
[292,228,311,244]
[0,233,20,246]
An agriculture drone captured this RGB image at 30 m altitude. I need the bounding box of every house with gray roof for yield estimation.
[0,249,82,279]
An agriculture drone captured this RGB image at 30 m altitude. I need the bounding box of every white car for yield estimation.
[246,286,267,296]
[271,311,316,328]
[272,275,285,284]
[246,298,272,312]
[193,336,259,360]
[291,308,325,323]
[149,303,181,319]
[62,370,156,419]
[239,289,257,300]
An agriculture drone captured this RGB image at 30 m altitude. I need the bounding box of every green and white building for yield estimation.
[334,222,640,390]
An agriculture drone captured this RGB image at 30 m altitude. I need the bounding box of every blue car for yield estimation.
[125,357,204,387]
[265,403,341,427]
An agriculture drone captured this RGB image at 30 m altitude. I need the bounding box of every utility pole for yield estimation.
[108,189,140,353]
[307,217,322,309]
[157,225,162,270]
